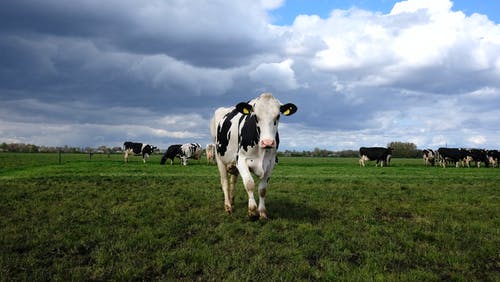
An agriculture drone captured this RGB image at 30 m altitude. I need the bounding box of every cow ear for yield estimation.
[236,102,253,115]
[280,103,297,116]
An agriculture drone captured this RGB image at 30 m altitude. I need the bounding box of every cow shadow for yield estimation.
[267,198,322,222]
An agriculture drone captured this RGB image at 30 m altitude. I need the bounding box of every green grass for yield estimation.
[1,153,499,280]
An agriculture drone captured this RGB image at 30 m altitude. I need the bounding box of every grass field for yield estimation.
[1,153,499,281]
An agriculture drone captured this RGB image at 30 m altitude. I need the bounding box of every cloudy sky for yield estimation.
[1,0,500,151]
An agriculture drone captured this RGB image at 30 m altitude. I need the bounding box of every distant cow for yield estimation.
[206,144,216,164]
[160,144,182,165]
[437,147,467,168]
[180,143,202,165]
[160,143,202,165]
[210,92,297,219]
[359,147,392,167]
[463,149,489,168]
[487,150,500,168]
[123,141,156,163]
[422,149,435,166]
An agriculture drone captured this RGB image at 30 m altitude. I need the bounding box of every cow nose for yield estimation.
[260,139,276,148]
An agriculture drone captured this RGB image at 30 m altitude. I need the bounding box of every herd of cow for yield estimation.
[424,148,500,168]
[358,146,500,168]
[123,141,215,165]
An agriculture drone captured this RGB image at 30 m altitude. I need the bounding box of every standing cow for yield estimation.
[463,149,489,168]
[123,141,156,163]
[437,147,467,168]
[359,147,392,167]
[210,93,297,219]
[206,144,216,164]
[487,150,500,168]
[422,149,435,166]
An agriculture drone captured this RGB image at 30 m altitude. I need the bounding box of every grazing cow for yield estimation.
[123,141,156,163]
[160,144,182,165]
[160,143,202,165]
[437,147,467,168]
[206,144,216,164]
[359,147,392,167]
[210,93,297,219]
[180,143,202,165]
[422,149,435,166]
[487,150,500,168]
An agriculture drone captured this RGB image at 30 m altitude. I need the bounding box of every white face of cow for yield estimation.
[236,93,297,149]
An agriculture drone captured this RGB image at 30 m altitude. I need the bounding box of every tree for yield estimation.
[387,141,419,158]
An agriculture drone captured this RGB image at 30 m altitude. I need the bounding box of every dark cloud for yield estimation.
[1,0,500,150]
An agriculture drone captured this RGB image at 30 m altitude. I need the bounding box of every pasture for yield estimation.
[1,153,499,280]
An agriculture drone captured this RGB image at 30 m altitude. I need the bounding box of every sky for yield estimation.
[1,0,500,151]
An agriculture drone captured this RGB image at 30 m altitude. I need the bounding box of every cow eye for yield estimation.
[274,115,280,125]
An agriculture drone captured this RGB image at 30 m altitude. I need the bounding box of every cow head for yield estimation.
[236,93,297,149]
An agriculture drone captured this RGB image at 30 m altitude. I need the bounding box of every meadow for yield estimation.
[1,152,499,281]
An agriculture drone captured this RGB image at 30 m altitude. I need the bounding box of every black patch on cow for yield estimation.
[216,109,240,156]
[239,114,260,152]
[124,141,143,155]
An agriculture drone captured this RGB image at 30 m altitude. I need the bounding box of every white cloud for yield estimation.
[249,59,299,90]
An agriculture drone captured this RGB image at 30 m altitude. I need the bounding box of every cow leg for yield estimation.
[215,157,233,213]
[237,164,258,218]
[257,178,269,219]
[124,151,129,163]
[143,153,149,163]
[229,173,237,206]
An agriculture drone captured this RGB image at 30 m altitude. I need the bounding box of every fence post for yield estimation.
[58,149,62,165]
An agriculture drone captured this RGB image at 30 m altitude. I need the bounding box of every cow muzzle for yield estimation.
[260,139,276,149]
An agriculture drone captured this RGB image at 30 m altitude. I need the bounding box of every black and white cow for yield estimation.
[463,149,489,168]
[437,147,467,168]
[422,149,435,166]
[487,150,500,168]
[160,144,182,165]
[359,147,392,167]
[123,141,156,163]
[160,143,202,165]
[210,93,297,219]
[180,143,202,165]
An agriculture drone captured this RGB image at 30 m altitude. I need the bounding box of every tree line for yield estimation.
[0,143,122,154]
[1,141,422,158]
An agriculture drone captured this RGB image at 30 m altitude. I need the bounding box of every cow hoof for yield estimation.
[248,206,258,219]
[224,204,233,214]
[259,213,268,220]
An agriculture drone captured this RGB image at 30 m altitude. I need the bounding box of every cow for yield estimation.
[160,144,182,165]
[463,149,489,168]
[210,92,297,219]
[180,143,202,165]
[206,144,216,164]
[437,147,467,168]
[359,147,392,167]
[422,149,435,166]
[123,141,156,163]
[487,150,500,168]
[160,143,202,165]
